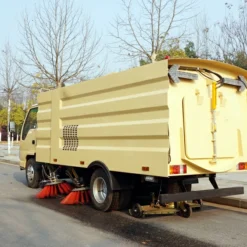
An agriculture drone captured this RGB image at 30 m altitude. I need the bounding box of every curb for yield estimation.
[204,197,247,209]
[0,158,19,166]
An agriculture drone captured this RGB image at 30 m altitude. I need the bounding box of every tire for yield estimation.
[90,169,119,212]
[119,190,133,210]
[111,190,133,210]
[167,183,192,193]
[25,158,42,188]
[180,203,192,218]
[129,203,144,218]
[185,184,192,192]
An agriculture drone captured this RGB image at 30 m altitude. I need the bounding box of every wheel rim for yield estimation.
[93,177,107,204]
[27,164,34,183]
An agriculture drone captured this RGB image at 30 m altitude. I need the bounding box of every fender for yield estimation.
[88,161,134,190]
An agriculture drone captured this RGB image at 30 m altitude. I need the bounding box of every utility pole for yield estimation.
[7,94,10,155]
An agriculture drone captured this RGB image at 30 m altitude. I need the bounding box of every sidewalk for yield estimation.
[193,173,247,208]
[0,143,247,209]
[0,143,19,165]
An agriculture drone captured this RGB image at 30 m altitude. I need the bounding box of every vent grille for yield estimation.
[63,125,78,151]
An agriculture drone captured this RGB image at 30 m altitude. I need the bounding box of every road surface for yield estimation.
[0,162,246,247]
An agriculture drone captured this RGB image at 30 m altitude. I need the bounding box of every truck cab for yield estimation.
[19,106,38,170]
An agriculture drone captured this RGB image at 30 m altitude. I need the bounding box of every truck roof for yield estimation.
[168,58,247,79]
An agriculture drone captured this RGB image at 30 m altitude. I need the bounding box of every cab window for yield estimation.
[22,107,38,140]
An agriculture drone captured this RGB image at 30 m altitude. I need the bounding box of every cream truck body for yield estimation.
[19,58,246,210]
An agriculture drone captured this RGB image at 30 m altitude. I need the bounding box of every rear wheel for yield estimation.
[90,169,119,212]
[26,158,42,188]
[119,190,133,209]
[111,190,133,210]
[167,183,202,210]
[166,183,192,193]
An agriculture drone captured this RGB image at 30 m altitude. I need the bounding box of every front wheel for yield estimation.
[90,169,119,212]
[25,158,42,188]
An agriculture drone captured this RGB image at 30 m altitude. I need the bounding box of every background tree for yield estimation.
[192,13,213,59]
[25,81,52,106]
[184,41,198,58]
[18,0,104,88]
[11,103,26,134]
[0,42,22,152]
[110,0,197,64]
[140,38,187,65]
[0,108,7,126]
[213,2,247,69]
[0,103,25,135]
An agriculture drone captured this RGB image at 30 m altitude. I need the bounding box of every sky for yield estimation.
[0,0,241,74]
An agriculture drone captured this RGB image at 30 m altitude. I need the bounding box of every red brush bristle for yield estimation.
[60,183,70,194]
[80,192,85,204]
[59,184,68,194]
[48,185,53,197]
[61,191,79,205]
[63,182,73,192]
[74,191,80,204]
[36,187,48,199]
[36,185,51,199]
[54,185,58,197]
[57,183,65,194]
[36,184,61,199]
[84,190,90,203]
[49,185,54,197]
[60,189,91,205]
[50,185,58,197]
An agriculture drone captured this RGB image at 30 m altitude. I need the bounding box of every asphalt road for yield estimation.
[0,162,247,247]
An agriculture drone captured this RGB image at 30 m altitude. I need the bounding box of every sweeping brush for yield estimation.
[60,187,90,205]
[36,181,73,199]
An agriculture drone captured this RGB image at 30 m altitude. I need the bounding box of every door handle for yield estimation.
[32,140,35,145]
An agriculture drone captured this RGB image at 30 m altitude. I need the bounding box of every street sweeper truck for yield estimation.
[19,58,247,218]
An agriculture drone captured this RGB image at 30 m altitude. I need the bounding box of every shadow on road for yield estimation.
[13,171,27,186]
[23,196,217,247]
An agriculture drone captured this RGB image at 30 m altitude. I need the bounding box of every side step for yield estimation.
[159,187,244,204]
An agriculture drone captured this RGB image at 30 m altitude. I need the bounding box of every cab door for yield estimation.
[19,107,38,169]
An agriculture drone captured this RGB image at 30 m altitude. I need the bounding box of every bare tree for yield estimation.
[212,2,247,68]
[193,14,211,59]
[110,0,197,64]
[18,0,104,88]
[191,12,225,60]
[0,43,22,153]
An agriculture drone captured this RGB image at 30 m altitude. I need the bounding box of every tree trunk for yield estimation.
[151,52,157,63]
